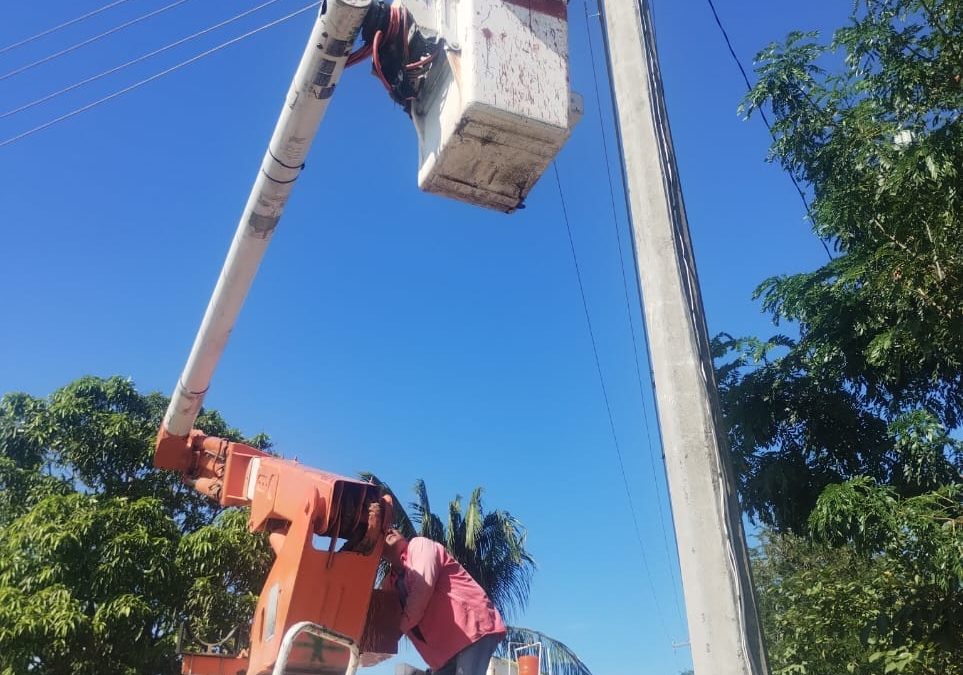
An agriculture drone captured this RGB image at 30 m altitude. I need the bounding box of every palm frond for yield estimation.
[495,627,594,675]
[474,510,534,620]
[465,487,484,555]
[446,494,464,556]
[410,479,444,542]
[361,477,588,675]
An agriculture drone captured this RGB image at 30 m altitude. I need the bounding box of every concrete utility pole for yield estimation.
[597,1,769,674]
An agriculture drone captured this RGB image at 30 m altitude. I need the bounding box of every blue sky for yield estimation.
[1,1,849,673]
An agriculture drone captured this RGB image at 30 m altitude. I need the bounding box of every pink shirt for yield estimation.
[392,537,507,670]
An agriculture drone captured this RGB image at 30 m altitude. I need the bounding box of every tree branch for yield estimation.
[871,218,940,309]
[916,0,954,42]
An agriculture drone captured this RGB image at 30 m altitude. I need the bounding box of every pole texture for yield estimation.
[598,0,769,672]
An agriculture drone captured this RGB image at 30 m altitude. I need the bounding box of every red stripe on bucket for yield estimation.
[501,0,567,21]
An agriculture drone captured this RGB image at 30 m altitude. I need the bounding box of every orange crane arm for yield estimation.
[156,428,401,675]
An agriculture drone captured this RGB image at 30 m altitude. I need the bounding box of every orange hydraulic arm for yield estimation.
[148,1,404,671]
[156,429,400,675]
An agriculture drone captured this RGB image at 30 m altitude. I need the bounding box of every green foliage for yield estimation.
[755,517,962,675]
[716,334,961,531]
[363,474,591,675]
[718,0,963,532]
[362,475,535,621]
[0,393,71,526]
[0,376,272,674]
[811,478,963,597]
[717,3,963,672]
[178,508,273,645]
[0,494,182,675]
[741,0,963,429]
[715,332,895,531]
[755,533,897,675]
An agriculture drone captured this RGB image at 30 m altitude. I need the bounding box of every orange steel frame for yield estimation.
[156,428,399,675]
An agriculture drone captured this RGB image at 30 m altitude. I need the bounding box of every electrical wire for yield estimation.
[0,1,322,150]
[552,161,674,645]
[0,0,194,83]
[582,0,687,633]
[370,3,403,91]
[623,0,769,669]
[371,30,391,91]
[0,0,286,121]
[404,51,435,70]
[360,3,429,105]
[703,0,833,260]
[345,43,372,67]
[0,0,137,56]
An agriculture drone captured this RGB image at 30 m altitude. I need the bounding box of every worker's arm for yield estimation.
[399,538,440,633]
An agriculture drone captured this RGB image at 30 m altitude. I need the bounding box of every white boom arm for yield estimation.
[163,0,371,437]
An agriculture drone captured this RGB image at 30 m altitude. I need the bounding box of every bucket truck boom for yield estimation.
[151,1,578,674]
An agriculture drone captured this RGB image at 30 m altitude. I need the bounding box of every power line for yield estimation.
[0,0,138,55]
[552,162,673,644]
[582,0,686,632]
[1,0,287,121]
[704,0,758,114]
[0,1,322,150]
[0,0,194,83]
[702,0,833,260]
[628,0,767,667]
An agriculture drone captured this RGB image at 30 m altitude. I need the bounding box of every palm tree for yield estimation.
[361,474,593,675]
[495,628,592,675]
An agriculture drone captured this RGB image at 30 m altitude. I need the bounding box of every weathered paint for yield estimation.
[411,0,577,212]
[162,0,369,438]
[600,0,769,672]
[502,0,567,21]
[155,428,397,675]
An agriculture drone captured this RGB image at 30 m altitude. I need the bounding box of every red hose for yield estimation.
[371,30,392,92]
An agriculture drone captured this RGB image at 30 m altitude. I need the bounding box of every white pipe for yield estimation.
[164,0,371,436]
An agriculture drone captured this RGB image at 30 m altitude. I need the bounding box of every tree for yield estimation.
[713,2,963,672]
[362,475,593,675]
[0,392,71,527]
[0,376,272,674]
[755,478,962,675]
[495,628,593,675]
[716,0,962,533]
[0,494,183,674]
[744,0,962,418]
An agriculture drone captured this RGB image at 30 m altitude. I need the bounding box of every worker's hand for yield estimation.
[368,501,383,532]
[350,501,384,555]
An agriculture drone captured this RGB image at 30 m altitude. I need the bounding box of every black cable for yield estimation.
[624,1,770,669]
[583,0,687,632]
[552,161,673,644]
[0,0,194,83]
[703,0,833,260]
[0,0,286,121]
[0,1,322,149]
[0,0,137,55]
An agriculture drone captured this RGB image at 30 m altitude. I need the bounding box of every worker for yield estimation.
[382,526,507,675]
